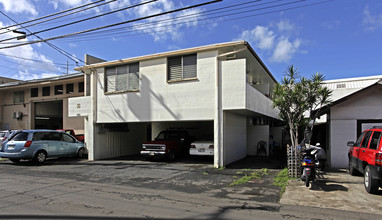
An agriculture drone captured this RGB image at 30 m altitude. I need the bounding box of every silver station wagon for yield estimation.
[0,130,86,164]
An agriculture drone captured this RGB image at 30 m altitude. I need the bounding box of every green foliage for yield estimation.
[229,169,268,186]
[272,65,332,148]
[273,168,295,195]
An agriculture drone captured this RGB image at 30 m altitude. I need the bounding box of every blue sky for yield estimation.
[0,0,381,81]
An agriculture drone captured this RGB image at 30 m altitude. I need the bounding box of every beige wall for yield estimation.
[0,76,84,132]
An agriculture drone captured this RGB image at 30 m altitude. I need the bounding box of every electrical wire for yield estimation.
[0,53,77,66]
[0,0,159,43]
[0,0,222,49]
[0,0,120,37]
[0,10,83,64]
[0,0,108,31]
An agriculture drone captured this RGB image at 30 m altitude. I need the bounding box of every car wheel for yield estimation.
[9,158,20,164]
[364,165,379,194]
[77,148,86,158]
[34,151,47,164]
[167,151,175,162]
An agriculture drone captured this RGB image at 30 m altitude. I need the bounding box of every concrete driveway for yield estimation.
[280,169,382,215]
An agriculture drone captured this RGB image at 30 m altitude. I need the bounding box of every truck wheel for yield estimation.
[364,165,379,194]
[168,151,175,162]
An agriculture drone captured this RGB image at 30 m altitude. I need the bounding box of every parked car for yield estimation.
[56,129,84,142]
[347,126,382,194]
[0,130,21,149]
[141,130,192,161]
[0,130,87,164]
[189,136,214,156]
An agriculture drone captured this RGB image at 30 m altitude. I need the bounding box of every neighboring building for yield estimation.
[69,41,283,167]
[0,73,85,134]
[318,75,382,168]
[0,76,20,85]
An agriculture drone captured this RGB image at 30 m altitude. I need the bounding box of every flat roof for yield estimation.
[0,72,84,89]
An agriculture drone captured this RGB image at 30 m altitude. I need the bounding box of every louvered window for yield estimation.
[105,63,139,92]
[168,54,197,81]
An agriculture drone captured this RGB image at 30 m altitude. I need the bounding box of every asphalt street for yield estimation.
[0,157,381,219]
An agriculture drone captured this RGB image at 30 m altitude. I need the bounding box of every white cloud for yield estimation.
[237,26,275,50]
[236,20,303,63]
[49,0,101,13]
[0,0,37,15]
[271,38,301,63]
[109,0,203,42]
[277,19,295,32]
[0,22,61,80]
[363,5,382,31]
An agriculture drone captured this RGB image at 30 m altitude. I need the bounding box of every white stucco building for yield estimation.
[319,75,382,168]
[69,41,282,167]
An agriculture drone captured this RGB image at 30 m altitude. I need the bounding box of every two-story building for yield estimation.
[0,73,85,133]
[69,41,282,167]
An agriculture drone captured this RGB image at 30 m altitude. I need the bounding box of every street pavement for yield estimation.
[0,157,381,219]
[281,169,382,215]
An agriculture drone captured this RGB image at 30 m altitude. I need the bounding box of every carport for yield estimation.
[91,121,214,163]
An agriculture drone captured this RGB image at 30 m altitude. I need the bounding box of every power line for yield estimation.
[0,0,118,36]
[0,0,159,43]
[0,10,83,64]
[0,53,77,66]
[0,0,222,50]
[0,0,108,31]
[56,0,332,43]
[68,0,287,39]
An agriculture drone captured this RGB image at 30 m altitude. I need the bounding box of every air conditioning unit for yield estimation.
[13,112,23,120]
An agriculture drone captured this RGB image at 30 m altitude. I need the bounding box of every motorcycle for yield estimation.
[300,143,326,187]
[300,146,317,187]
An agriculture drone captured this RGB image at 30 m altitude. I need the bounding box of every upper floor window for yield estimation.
[105,63,139,93]
[14,91,24,104]
[66,83,74,94]
[54,85,63,95]
[42,86,50,96]
[167,54,197,81]
[31,88,38,97]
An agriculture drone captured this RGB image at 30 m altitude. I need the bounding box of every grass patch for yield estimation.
[229,169,268,186]
[203,172,208,175]
[217,167,225,170]
[272,168,295,195]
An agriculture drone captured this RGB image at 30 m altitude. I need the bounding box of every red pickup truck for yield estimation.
[347,126,382,194]
[141,130,192,161]
[57,129,84,142]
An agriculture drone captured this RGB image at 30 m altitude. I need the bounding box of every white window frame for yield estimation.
[105,63,140,93]
[167,54,197,82]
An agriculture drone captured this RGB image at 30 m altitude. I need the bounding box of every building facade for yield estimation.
[321,75,382,168]
[69,41,282,167]
[0,73,85,133]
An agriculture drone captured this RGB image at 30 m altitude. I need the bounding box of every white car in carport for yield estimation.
[189,140,214,156]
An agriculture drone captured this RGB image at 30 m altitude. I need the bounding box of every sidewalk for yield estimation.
[280,169,382,215]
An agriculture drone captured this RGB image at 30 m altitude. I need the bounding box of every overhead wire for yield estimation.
[0,10,84,64]
[0,53,77,66]
[0,0,108,31]
[60,0,291,40]
[70,0,332,42]
[0,0,223,50]
[0,0,159,43]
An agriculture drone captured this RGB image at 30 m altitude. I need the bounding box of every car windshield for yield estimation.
[0,132,6,137]
[11,132,29,141]
[155,131,179,140]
